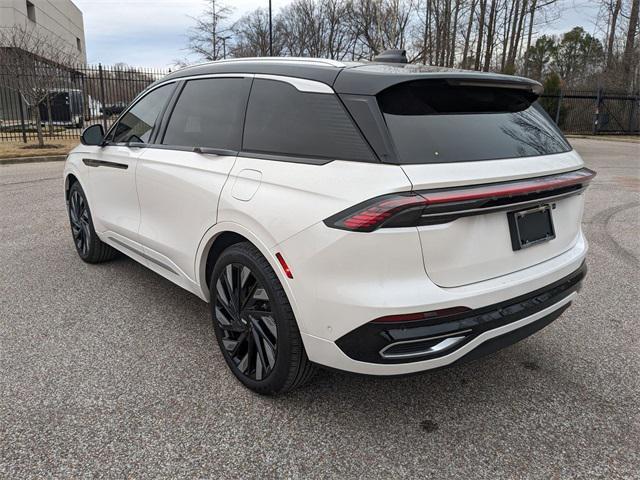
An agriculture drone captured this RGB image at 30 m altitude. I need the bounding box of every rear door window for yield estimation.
[378,80,571,164]
[162,77,251,150]
[243,79,375,162]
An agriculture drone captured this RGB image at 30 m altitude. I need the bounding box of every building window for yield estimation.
[26,1,36,22]
[76,38,82,51]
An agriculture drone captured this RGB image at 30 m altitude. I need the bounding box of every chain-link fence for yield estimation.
[0,63,169,142]
[2,63,639,143]
[539,89,640,135]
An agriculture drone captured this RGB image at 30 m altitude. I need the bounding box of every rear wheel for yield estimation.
[210,242,316,395]
[67,182,118,263]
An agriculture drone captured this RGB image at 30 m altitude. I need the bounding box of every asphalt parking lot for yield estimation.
[1,138,638,479]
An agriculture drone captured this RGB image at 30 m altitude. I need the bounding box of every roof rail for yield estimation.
[210,57,346,68]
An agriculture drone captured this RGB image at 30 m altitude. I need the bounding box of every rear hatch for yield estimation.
[377,78,587,287]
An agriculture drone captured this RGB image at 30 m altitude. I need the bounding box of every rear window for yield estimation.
[243,79,374,162]
[378,80,571,164]
[163,77,251,150]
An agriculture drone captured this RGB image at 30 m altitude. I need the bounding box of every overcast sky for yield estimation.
[73,0,601,68]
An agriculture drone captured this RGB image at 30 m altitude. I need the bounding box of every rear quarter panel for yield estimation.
[217,157,413,248]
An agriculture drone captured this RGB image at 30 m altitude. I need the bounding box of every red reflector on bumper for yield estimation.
[275,252,293,279]
[371,306,471,324]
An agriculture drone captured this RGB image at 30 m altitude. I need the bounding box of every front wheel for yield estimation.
[67,182,118,263]
[210,242,316,395]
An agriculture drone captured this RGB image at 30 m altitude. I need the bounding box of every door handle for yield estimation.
[193,147,238,156]
[82,158,128,170]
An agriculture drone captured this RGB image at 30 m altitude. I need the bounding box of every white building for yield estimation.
[0,0,86,64]
[0,0,87,127]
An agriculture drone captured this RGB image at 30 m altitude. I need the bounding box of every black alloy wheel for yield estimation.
[69,188,91,256]
[214,263,278,381]
[210,242,316,395]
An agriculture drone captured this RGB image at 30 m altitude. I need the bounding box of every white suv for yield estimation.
[64,54,594,395]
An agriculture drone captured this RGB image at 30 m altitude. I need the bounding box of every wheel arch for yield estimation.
[64,173,79,201]
[194,223,306,331]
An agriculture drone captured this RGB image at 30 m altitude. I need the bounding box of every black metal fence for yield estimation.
[539,89,640,135]
[1,62,639,143]
[0,64,168,142]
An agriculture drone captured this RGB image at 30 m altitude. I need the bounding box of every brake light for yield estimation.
[324,193,427,232]
[324,168,595,232]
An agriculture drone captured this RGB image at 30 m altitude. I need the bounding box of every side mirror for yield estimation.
[80,124,105,146]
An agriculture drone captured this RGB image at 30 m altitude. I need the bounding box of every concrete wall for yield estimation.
[0,0,86,64]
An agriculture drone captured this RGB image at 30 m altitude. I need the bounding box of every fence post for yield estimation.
[98,63,108,130]
[555,89,563,125]
[18,93,27,144]
[592,87,603,135]
[629,95,639,133]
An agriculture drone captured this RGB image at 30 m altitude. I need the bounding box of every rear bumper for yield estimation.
[336,262,585,365]
[296,246,586,376]
[302,288,577,376]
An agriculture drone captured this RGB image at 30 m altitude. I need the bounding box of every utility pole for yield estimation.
[269,0,273,56]
[212,1,216,60]
[221,35,231,59]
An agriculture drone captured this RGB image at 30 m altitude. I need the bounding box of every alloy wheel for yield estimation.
[214,263,278,381]
[69,190,91,256]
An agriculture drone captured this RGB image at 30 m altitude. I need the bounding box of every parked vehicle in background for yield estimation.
[87,95,103,120]
[38,89,85,128]
[64,53,594,395]
[101,102,127,117]
[36,89,102,128]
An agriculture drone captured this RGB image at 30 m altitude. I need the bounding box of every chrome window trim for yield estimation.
[152,73,334,95]
[253,74,334,94]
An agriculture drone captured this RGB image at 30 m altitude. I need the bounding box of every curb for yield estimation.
[0,155,67,165]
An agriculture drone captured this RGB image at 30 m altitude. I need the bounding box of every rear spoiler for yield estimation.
[334,66,543,97]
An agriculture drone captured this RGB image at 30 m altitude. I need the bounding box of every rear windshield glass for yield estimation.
[378,80,571,164]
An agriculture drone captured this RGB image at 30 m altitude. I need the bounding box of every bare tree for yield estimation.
[605,0,623,69]
[186,0,233,61]
[0,24,76,147]
[232,8,284,57]
[175,0,633,92]
[622,0,639,89]
[461,0,477,67]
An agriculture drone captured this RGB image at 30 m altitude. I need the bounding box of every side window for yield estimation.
[110,83,174,144]
[243,79,374,162]
[162,77,251,150]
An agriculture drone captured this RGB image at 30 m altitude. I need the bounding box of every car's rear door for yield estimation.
[136,75,252,284]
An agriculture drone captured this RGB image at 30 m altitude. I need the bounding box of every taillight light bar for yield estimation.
[421,167,596,205]
[324,168,596,232]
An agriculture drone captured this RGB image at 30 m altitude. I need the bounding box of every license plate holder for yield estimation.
[508,204,556,251]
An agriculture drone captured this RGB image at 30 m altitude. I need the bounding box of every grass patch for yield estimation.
[0,138,79,159]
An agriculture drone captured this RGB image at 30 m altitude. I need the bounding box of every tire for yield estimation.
[210,242,316,395]
[67,182,118,263]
